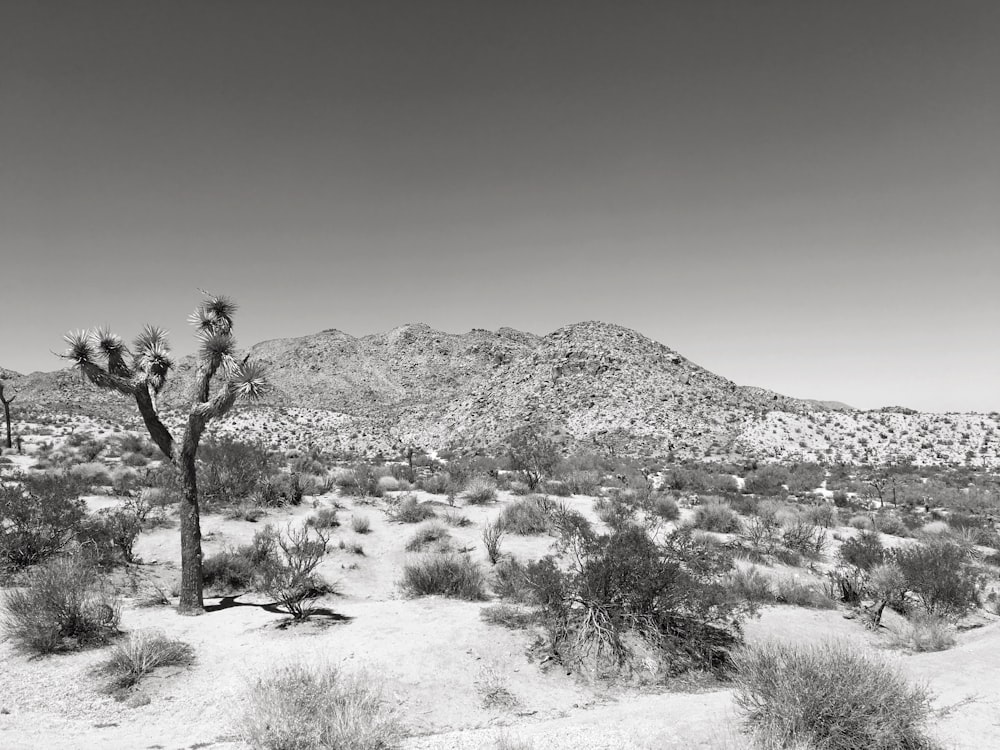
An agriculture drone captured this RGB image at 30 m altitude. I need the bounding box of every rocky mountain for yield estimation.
[4,321,997,466]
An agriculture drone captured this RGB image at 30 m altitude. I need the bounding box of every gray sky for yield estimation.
[2,1,997,412]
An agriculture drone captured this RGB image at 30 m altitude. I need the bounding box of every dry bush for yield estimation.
[691,500,741,533]
[350,514,371,534]
[482,519,505,564]
[476,664,519,710]
[441,509,472,527]
[651,495,680,522]
[896,611,956,652]
[239,663,401,750]
[725,566,774,605]
[848,514,875,531]
[498,496,552,535]
[262,525,334,620]
[98,629,194,691]
[734,640,938,750]
[405,520,452,552]
[306,507,340,529]
[802,503,838,528]
[480,603,535,629]
[401,553,487,600]
[463,477,498,505]
[772,575,837,609]
[391,495,437,523]
[3,555,120,654]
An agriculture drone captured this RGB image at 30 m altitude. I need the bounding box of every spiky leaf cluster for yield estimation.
[63,325,175,395]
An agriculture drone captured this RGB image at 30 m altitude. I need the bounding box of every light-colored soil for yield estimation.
[2,448,999,748]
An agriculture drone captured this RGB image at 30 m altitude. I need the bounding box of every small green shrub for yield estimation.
[391,495,437,523]
[405,520,452,552]
[0,472,88,569]
[651,495,680,522]
[350,514,371,534]
[839,530,885,571]
[239,663,401,750]
[897,611,956,652]
[691,500,741,533]
[894,539,982,616]
[98,630,194,691]
[306,507,340,529]
[497,496,552,535]
[492,557,533,602]
[203,527,282,595]
[772,575,837,609]
[480,603,535,630]
[734,640,937,750]
[463,477,498,505]
[726,566,774,604]
[2,555,120,654]
[401,553,487,600]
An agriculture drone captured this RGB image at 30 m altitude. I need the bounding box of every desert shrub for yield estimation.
[561,469,599,496]
[401,553,487,600]
[507,480,530,496]
[261,525,334,620]
[306,507,340,529]
[848,513,875,530]
[592,495,634,529]
[734,640,937,750]
[239,663,400,750]
[743,465,789,497]
[122,452,150,468]
[492,557,533,602]
[785,463,825,495]
[482,519,505,564]
[98,630,194,691]
[780,519,827,559]
[497,496,552,535]
[68,461,113,486]
[919,520,950,536]
[772,575,837,609]
[225,503,267,523]
[202,527,282,594]
[2,555,120,654]
[377,475,399,494]
[803,503,838,528]
[504,426,560,491]
[338,539,364,556]
[690,500,741,534]
[405,520,451,552]
[839,530,885,571]
[480,603,535,629]
[650,495,680,522]
[894,539,982,616]
[350,514,371,534]
[874,513,909,537]
[726,566,774,605]
[0,472,88,569]
[84,496,152,564]
[542,480,572,497]
[526,526,750,677]
[441,509,471,527]
[337,463,383,498]
[256,472,306,507]
[418,472,451,496]
[198,438,277,509]
[897,611,956,652]
[462,477,498,505]
[391,495,437,523]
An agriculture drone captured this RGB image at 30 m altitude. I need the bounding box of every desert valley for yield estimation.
[1,311,999,750]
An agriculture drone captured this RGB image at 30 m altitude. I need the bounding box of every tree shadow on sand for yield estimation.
[204,594,352,626]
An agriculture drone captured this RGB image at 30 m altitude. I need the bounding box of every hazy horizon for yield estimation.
[2,1,997,413]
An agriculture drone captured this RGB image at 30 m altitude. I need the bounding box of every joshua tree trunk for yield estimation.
[0,384,13,450]
[178,445,204,614]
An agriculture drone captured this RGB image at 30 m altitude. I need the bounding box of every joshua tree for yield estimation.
[0,381,13,449]
[63,294,266,614]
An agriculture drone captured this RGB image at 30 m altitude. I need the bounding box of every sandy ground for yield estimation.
[1,477,999,749]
